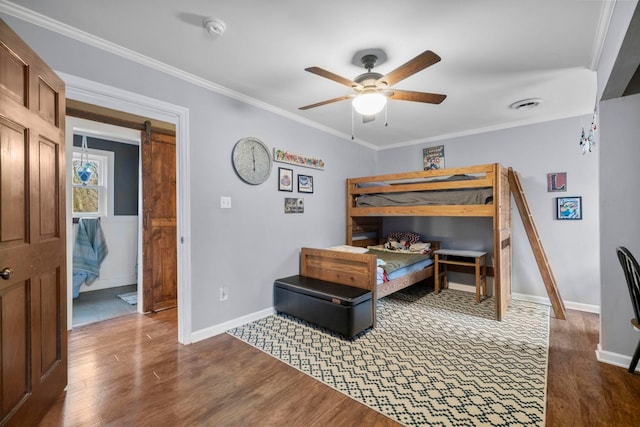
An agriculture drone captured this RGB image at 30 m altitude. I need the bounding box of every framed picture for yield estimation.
[556,196,582,220]
[423,145,445,170]
[547,172,567,192]
[284,197,304,213]
[278,167,293,192]
[298,174,313,193]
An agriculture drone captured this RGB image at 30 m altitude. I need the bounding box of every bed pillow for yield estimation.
[409,242,431,253]
[327,245,369,254]
[387,231,421,245]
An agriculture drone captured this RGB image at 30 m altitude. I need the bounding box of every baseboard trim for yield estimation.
[78,274,137,293]
[189,287,600,343]
[512,292,600,314]
[190,307,275,343]
[446,281,600,314]
[596,344,637,372]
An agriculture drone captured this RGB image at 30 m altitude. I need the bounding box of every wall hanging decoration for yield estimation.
[547,172,567,192]
[284,198,304,213]
[556,196,582,220]
[579,107,597,154]
[423,145,445,170]
[298,175,314,193]
[278,167,293,192]
[273,148,325,170]
[75,135,96,185]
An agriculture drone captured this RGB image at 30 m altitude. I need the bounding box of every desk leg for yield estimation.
[481,258,487,300]
[434,253,440,294]
[475,256,481,302]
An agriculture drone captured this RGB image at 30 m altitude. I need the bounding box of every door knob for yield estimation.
[0,267,13,280]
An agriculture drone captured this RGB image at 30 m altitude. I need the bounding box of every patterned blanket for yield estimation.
[366,248,431,274]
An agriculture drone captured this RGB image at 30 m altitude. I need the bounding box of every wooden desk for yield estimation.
[434,249,487,302]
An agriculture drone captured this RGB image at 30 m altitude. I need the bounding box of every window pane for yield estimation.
[73,187,100,213]
[72,159,100,185]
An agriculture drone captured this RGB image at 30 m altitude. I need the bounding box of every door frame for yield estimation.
[61,71,192,344]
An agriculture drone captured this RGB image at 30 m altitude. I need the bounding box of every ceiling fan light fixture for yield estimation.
[352,91,387,115]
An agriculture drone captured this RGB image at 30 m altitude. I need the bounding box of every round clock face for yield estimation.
[231,137,272,185]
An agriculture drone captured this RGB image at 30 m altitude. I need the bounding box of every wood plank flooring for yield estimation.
[37,307,640,426]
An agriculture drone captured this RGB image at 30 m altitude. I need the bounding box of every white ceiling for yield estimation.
[4,0,614,149]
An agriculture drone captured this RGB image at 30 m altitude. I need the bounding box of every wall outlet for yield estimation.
[219,287,228,301]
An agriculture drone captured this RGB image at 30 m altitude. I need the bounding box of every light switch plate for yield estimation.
[220,196,232,209]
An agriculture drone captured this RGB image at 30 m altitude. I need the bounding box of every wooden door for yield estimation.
[0,19,67,426]
[142,123,177,312]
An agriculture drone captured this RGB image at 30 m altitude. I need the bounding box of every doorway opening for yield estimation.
[67,115,144,326]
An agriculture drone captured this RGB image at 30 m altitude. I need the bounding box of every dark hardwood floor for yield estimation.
[37,307,640,426]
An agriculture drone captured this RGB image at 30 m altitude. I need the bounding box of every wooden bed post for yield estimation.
[494,164,513,321]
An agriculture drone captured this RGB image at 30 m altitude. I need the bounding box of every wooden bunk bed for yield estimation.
[300,163,512,321]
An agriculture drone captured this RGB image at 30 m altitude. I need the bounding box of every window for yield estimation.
[72,150,109,218]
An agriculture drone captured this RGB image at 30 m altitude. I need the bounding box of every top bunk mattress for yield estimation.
[355,174,493,207]
[356,187,493,207]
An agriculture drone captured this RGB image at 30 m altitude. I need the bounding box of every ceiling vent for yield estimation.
[509,98,542,111]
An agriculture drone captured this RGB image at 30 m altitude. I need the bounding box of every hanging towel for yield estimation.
[73,218,108,297]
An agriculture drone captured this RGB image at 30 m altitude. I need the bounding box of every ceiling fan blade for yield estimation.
[376,50,441,87]
[389,89,447,104]
[299,94,354,110]
[305,67,362,90]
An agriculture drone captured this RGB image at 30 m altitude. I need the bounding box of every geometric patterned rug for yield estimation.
[227,286,549,426]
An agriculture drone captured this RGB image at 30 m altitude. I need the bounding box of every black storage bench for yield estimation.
[274,275,373,339]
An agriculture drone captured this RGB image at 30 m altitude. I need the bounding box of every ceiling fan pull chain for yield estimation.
[351,107,355,140]
[384,102,389,127]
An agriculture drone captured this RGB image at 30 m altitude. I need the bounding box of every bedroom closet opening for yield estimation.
[66,101,178,327]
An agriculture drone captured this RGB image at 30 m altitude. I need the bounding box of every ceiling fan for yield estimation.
[299,50,447,116]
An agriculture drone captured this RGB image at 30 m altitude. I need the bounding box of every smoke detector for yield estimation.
[203,17,226,37]
[509,98,542,111]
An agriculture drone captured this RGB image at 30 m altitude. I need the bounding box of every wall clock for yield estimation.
[231,137,272,185]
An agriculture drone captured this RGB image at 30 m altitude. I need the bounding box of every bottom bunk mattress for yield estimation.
[327,245,433,284]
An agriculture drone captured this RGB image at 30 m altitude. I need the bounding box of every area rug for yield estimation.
[116,291,137,305]
[227,286,549,426]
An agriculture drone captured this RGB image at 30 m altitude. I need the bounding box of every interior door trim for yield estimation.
[60,71,193,344]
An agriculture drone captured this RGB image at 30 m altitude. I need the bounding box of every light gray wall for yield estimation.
[599,93,640,356]
[0,15,376,331]
[377,116,600,308]
[595,0,639,365]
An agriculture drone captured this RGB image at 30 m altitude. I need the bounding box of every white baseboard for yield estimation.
[188,286,600,344]
[596,344,637,372]
[79,273,137,293]
[446,281,600,314]
[190,307,275,343]
[511,292,600,314]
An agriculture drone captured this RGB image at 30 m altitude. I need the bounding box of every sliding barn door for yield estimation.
[142,123,177,312]
[0,19,67,426]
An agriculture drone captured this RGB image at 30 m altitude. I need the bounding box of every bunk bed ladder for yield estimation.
[508,168,567,320]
